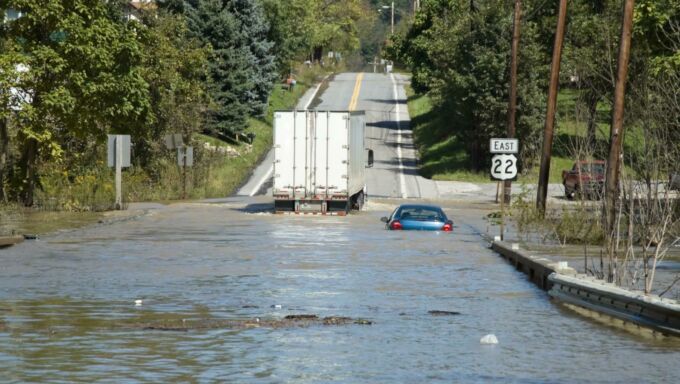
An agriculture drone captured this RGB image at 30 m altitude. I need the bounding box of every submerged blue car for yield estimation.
[381,204,453,231]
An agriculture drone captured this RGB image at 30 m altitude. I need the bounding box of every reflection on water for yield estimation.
[1,198,679,382]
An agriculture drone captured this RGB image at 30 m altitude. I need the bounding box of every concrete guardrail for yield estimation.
[490,240,576,290]
[549,273,680,337]
[0,235,24,248]
[491,240,680,337]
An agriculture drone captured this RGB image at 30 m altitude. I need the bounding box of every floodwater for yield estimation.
[1,197,679,383]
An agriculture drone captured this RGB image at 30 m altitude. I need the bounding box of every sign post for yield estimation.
[116,136,122,209]
[177,146,193,199]
[490,138,519,240]
[165,134,192,199]
[107,135,131,210]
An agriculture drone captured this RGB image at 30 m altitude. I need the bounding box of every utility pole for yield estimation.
[391,1,395,34]
[536,0,568,215]
[0,116,7,202]
[604,0,635,280]
[504,0,522,204]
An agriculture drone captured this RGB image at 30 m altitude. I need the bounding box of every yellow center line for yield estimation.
[348,73,364,111]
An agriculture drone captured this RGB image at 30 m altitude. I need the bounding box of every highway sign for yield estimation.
[490,138,519,154]
[177,146,193,167]
[491,154,518,180]
[107,135,131,167]
[164,133,184,150]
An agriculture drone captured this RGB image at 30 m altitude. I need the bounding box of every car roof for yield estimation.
[397,204,444,211]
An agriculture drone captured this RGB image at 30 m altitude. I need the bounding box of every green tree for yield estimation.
[308,0,365,62]
[186,0,275,137]
[262,0,316,73]
[230,0,277,116]
[392,0,547,169]
[0,0,152,205]
[562,0,619,147]
[634,0,680,74]
[135,10,209,167]
[186,0,250,137]
[264,0,367,67]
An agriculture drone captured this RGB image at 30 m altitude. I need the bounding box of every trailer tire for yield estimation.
[351,191,365,211]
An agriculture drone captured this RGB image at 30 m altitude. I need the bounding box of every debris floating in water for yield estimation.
[285,314,318,320]
[480,334,498,345]
[428,310,461,316]
[136,315,373,331]
[134,299,143,306]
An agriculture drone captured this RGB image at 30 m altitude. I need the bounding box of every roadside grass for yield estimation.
[406,88,492,183]
[405,84,645,184]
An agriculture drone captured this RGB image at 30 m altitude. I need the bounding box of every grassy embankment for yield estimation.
[405,86,639,184]
[43,67,325,206]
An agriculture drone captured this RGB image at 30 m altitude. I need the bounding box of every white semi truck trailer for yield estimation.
[273,110,373,214]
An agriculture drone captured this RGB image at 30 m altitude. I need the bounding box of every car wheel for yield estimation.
[573,184,581,200]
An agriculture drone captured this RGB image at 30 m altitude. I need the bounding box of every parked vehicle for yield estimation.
[381,204,453,231]
[273,110,373,214]
[562,160,606,199]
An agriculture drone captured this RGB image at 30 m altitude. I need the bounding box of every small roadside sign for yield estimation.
[177,146,193,167]
[107,135,131,167]
[164,133,184,150]
[107,134,132,210]
[490,153,518,181]
[490,138,519,154]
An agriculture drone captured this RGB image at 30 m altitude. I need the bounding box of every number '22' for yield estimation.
[493,159,513,174]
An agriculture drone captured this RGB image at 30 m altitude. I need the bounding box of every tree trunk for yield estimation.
[586,91,599,150]
[313,47,323,64]
[19,137,38,207]
[0,116,8,202]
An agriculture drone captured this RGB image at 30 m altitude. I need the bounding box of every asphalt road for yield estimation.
[237,72,564,202]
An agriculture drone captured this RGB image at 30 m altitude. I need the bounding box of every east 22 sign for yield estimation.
[491,153,518,181]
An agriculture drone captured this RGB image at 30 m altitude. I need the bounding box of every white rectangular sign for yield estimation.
[177,146,193,167]
[490,138,519,154]
[107,135,131,167]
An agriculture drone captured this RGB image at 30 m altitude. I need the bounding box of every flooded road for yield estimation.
[1,198,679,383]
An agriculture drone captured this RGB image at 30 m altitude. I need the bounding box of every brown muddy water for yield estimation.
[1,197,679,383]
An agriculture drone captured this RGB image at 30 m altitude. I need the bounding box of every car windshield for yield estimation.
[397,207,445,221]
[590,163,605,174]
[575,163,605,174]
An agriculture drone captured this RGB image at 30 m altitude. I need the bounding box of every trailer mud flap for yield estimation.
[327,200,349,213]
[274,200,295,212]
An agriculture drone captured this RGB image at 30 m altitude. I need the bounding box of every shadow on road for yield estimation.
[366,98,407,105]
[367,120,411,131]
[232,202,274,213]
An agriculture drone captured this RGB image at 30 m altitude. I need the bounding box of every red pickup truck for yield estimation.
[562,160,606,199]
